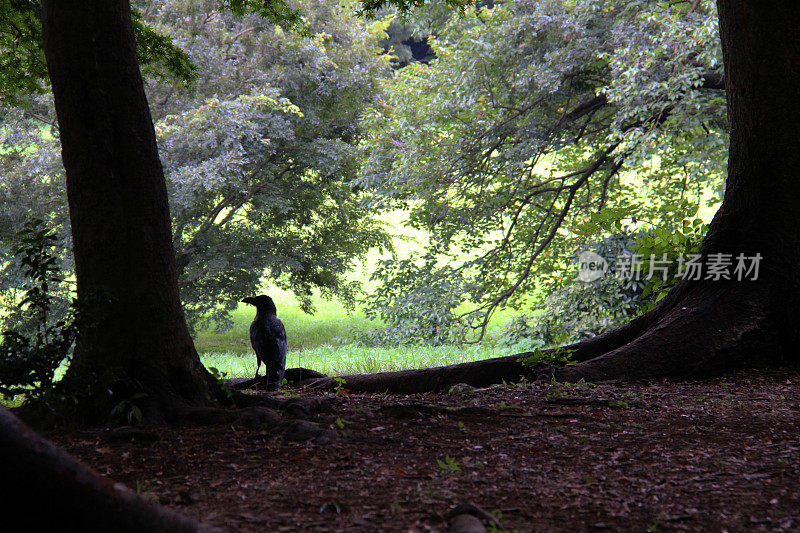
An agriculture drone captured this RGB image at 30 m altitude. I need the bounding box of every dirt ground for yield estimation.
[51,369,800,532]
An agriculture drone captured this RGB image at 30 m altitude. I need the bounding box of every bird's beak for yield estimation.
[241,296,255,305]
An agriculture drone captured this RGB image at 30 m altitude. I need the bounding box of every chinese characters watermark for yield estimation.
[577,252,762,282]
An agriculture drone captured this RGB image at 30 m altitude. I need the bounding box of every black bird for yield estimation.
[242,295,287,390]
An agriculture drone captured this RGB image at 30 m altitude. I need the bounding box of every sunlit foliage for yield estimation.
[358,0,726,343]
[0,0,391,331]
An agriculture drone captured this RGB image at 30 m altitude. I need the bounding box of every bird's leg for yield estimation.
[264,364,270,391]
[254,361,260,380]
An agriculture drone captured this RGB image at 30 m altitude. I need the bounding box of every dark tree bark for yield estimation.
[0,407,218,531]
[308,355,532,394]
[39,0,221,423]
[313,0,800,393]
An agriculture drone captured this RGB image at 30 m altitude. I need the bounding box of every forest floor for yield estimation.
[51,369,800,532]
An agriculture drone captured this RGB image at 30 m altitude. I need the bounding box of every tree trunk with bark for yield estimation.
[39,0,221,423]
[312,0,800,393]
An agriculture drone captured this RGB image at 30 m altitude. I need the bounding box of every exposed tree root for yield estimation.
[229,389,336,415]
[308,352,540,393]
[555,282,778,382]
[170,393,338,443]
[0,407,220,532]
[446,502,503,532]
[228,367,327,391]
[308,281,788,393]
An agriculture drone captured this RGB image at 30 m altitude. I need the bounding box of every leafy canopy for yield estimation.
[357,0,725,344]
[1,0,392,332]
[0,0,196,105]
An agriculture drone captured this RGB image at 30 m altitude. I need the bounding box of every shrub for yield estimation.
[0,219,77,401]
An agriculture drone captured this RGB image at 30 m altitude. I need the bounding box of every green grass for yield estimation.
[201,343,512,379]
[193,287,379,354]
[193,208,523,378]
[193,285,518,378]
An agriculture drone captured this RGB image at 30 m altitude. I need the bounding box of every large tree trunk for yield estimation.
[39,0,220,423]
[311,0,800,393]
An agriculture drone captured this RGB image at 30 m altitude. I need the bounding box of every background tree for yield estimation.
[358,0,726,344]
[1,0,391,334]
[150,0,391,326]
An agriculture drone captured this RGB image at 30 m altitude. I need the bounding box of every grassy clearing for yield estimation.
[194,287,518,378]
[193,209,523,378]
[200,343,512,379]
[193,288,379,355]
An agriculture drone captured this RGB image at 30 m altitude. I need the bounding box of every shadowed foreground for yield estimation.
[52,370,800,532]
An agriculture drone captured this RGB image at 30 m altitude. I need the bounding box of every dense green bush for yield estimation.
[0,219,76,401]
